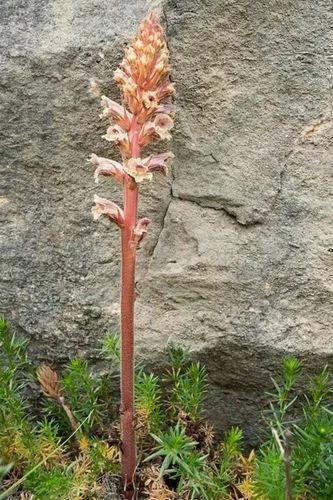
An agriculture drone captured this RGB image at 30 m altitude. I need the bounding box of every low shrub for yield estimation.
[0,316,332,499]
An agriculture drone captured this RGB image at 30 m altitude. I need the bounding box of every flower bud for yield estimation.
[132,217,151,248]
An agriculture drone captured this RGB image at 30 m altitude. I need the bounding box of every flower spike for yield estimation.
[113,11,174,127]
[90,12,175,496]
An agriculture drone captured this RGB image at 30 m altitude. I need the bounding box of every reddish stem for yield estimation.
[120,120,140,497]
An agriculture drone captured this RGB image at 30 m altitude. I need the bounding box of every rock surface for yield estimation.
[1,0,332,443]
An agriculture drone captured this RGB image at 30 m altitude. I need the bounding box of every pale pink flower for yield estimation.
[154,113,174,133]
[113,68,127,85]
[157,82,175,101]
[123,152,174,182]
[146,151,174,175]
[100,96,133,130]
[124,158,153,183]
[92,195,124,228]
[155,102,176,115]
[141,113,174,144]
[90,154,125,184]
[103,124,128,143]
[142,90,159,109]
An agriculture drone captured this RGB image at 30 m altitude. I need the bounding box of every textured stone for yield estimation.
[1,0,332,443]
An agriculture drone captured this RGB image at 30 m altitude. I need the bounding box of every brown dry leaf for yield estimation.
[135,408,151,442]
[78,436,90,453]
[141,465,176,500]
[36,365,61,400]
[236,478,255,499]
[67,454,103,499]
[231,450,256,500]
[72,453,92,477]
[98,442,120,462]
[178,410,214,449]
[37,438,67,469]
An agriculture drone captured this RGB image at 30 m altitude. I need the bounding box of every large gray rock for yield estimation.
[1,0,332,443]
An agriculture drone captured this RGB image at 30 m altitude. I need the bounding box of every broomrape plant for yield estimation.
[90,12,175,497]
